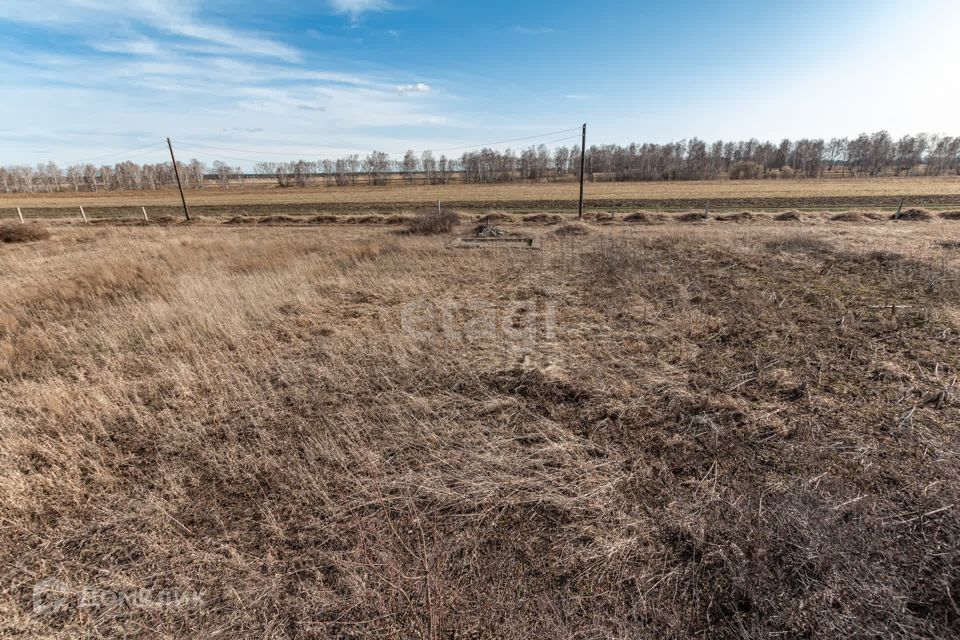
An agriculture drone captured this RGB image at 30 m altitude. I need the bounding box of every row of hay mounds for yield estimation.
[217,208,960,227]
[223,214,413,226]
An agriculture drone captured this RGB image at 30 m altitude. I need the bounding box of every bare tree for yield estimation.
[213,161,232,188]
[364,151,390,186]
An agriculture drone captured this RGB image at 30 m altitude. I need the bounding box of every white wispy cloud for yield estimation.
[329,0,393,19]
[396,82,431,94]
[0,0,300,62]
[0,0,451,165]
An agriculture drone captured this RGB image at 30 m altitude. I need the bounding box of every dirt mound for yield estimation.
[830,211,868,222]
[477,211,515,224]
[523,213,564,225]
[624,211,668,224]
[257,215,298,224]
[940,210,960,220]
[383,215,411,225]
[344,215,384,224]
[0,223,50,243]
[552,221,593,237]
[892,208,933,221]
[773,211,805,221]
[714,211,763,222]
[308,215,339,224]
[224,216,258,225]
[676,212,709,223]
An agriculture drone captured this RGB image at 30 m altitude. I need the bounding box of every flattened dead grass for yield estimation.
[1,222,959,638]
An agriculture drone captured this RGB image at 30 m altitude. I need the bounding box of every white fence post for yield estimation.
[80,205,88,223]
[142,206,149,222]
[17,207,24,223]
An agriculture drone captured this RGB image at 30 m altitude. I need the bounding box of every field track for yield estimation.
[3,177,960,219]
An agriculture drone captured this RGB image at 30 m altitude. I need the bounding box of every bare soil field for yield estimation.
[3,177,960,219]
[2,217,960,637]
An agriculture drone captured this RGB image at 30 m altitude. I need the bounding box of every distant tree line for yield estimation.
[2,131,958,193]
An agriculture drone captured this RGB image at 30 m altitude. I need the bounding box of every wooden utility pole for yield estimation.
[167,137,191,221]
[578,123,587,219]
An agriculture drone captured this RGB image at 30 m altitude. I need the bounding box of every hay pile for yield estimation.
[773,211,805,221]
[524,213,565,225]
[0,223,50,243]
[893,208,933,221]
[624,211,668,224]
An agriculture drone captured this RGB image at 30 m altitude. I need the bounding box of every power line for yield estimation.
[431,126,582,153]
[72,142,166,166]
[173,126,583,160]
[176,142,346,159]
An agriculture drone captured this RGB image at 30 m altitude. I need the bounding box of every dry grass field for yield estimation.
[4,177,960,219]
[2,214,960,637]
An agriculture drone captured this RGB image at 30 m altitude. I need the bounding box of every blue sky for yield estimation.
[0,0,957,168]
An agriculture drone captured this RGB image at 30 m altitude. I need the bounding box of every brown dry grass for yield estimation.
[2,220,960,637]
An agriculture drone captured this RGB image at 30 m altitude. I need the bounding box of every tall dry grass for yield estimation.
[1,222,960,637]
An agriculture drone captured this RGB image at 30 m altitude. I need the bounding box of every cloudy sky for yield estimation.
[0,0,958,168]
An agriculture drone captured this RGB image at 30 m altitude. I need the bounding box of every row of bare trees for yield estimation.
[0,160,246,194]
[2,132,958,193]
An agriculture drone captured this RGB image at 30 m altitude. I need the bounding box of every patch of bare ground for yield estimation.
[1,223,959,637]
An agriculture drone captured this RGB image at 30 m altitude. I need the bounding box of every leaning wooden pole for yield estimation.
[167,137,191,221]
[578,123,587,220]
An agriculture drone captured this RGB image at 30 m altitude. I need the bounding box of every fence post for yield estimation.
[705,200,711,216]
[894,199,904,220]
[17,207,24,223]
[80,205,88,223]
[142,206,149,222]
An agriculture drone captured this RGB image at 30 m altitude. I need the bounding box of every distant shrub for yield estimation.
[729,161,761,180]
[406,208,460,235]
[0,223,50,243]
[779,166,795,179]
